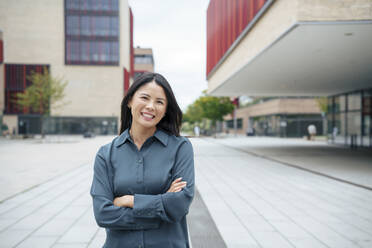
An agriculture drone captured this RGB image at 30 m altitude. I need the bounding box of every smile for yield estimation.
[141,112,155,120]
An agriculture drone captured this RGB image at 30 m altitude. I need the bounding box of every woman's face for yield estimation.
[128,81,168,130]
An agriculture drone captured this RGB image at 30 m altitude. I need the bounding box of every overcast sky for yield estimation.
[128,0,210,111]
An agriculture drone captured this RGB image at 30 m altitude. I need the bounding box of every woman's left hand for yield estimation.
[113,195,134,208]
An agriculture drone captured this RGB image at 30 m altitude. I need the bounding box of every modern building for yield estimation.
[0,0,134,135]
[207,0,372,147]
[224,97,323,137]
[133,47,155,80]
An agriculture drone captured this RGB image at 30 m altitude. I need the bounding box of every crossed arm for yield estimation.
[113,177,187,208]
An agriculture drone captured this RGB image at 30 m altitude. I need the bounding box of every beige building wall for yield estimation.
[224,98,321,135]
[207,0,372,94]
[2,115,17,134]
[297,0,372,21]
[0,0,131,119]
[134,47,154,72]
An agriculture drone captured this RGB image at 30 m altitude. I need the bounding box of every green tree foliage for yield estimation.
[183,92,234,133]
[15,68,68,136]
[315,96,328,114]
[195,95,234,126]
[183,102,203,124]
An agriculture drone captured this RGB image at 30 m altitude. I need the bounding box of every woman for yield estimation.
[90,72,195,248]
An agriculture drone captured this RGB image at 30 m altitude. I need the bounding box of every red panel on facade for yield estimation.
[206,0,268,77]
[130,8,134,77]
[4,64,48,114]
[124,67,130,96]
[0,40,3,63]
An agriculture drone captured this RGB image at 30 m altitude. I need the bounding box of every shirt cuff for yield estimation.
[133,194,164,218]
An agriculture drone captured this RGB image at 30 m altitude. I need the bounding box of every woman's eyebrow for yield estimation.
[139,93,166,101]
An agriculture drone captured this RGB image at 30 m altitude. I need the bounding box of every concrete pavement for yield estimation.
[0,135,371,247]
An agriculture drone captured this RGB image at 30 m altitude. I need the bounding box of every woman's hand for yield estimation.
[113,195,134,208]
[167,177,187,193]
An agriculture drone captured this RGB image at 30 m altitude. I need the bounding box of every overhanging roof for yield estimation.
[210,21,372,96]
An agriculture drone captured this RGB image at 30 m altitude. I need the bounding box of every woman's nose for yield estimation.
[146,101,155,109]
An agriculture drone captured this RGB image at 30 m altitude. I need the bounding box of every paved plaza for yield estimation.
[0,135,372,247]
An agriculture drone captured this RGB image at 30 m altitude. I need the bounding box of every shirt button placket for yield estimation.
[137,156,144,184]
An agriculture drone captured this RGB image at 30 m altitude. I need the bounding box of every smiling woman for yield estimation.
[90,72,195,248]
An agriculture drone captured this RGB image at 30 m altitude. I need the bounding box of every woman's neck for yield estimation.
[129,124,156,147]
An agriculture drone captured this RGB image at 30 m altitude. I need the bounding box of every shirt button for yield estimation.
[138,159,143,163]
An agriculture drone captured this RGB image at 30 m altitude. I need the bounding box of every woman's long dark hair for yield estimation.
[119,72,182,136]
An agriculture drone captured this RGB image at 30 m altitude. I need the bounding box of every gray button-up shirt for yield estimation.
[90,128,195,248]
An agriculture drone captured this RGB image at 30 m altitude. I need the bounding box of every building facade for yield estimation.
[133,47,155,80]
[0,0,134,135]
[207,0,372,147]
[224,97,323,137]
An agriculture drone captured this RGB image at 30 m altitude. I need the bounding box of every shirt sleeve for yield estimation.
[133,138,195,223]
[90,145,161,230]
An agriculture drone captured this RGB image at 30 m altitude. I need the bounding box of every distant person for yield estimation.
[333,126,338,139]
[307,124,317,141]
[90,73,194,248]
[194,125,200,137]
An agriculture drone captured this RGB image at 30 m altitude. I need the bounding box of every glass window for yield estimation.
[111,0,119,11]
[102,0,110,10]
[347,111,361,135]
[134,55,153,64]
[65,0,119,65]
[81,16,90,36]
[87,0,94,10]
[66,16,80,35]
[327,97,333,114]
[81,41,90,61]
[112,42,119,62]
[81,0,89,10]
[334,96,340,113]
[340,95,346,112]
[362,90,372,146]
[348,92,361,111]
[71,41,80,61]
[66,0,80,10]
[110,16,118,36]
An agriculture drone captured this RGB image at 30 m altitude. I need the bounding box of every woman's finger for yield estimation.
[173,182,187,187]
[172,177,182,184]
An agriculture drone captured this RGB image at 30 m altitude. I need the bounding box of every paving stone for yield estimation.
[58,225,98,243]
[288,237,329,248]
[16,236,59,248]
[33,219,76,236]
[52,244,88,248]
[0,217,18,232]
[0,229,33,247]
[269,221,313,239]
[250,231,294,248]
[87,234,106,248]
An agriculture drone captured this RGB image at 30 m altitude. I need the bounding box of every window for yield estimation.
[134,55,154,65]
[226,119,242,129]
[65,0,119,65]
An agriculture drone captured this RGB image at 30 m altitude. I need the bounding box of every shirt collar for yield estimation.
[115,128,169,147]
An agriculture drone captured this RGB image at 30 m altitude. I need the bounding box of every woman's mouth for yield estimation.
[141,112,155,121]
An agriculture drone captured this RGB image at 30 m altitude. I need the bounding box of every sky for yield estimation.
[128,0,210,111]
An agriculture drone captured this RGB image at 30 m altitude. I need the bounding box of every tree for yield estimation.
[183,102,203,124]
[315,96,328,135]
[15,68,68,137]
[195,95,234,126]
[315,96,328,114]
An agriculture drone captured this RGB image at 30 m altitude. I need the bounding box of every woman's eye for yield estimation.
[157,101,164,104]
[141,96,148,100]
